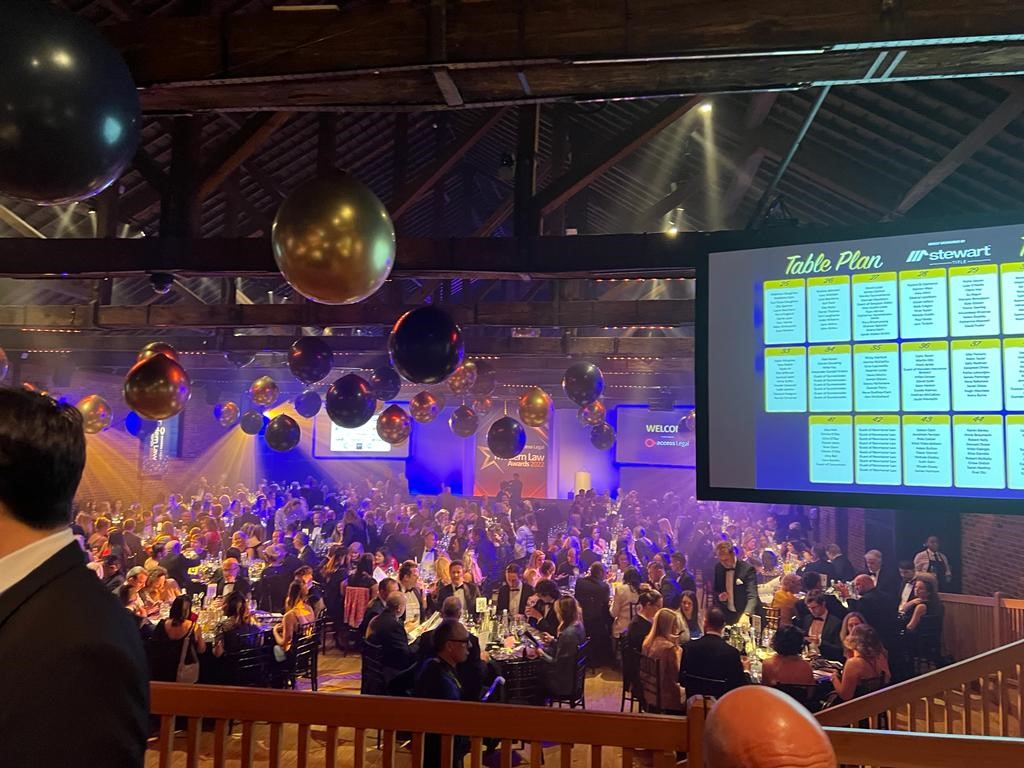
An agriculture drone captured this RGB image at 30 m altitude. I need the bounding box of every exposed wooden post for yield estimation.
[686,696,707,767]
[993,592,1003,646]
[513,104,540,237]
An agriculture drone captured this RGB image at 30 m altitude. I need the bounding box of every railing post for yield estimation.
[994,592,1004,647]
[687,697,707,767]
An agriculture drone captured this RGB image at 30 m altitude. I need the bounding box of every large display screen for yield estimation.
[699,221,1024,512]
[615,405,696,467]
[312,405,410,459]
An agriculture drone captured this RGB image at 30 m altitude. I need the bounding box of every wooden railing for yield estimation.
[822,728,1024,767]
[148,682,698,768]
[940,592,1024,660]
[816,639,1024,737]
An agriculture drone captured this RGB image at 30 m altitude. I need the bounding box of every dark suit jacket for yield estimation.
[574,575,612,637]
[436,582,480,619]
[0,542,149,767]
[712,560,762,623]
[416,630,484,701]
[215,576,252,599]
[851,587,897,646]
[798,611,844,661]
[159,551,200,591]
[123,531,145,567]
[541,622,585,698]
[496,582,534,616]
[658,575,682,610]
[830,554,856,582]
[860,565,902,602]
[366,610,417,680]
[296,546,320,570]
[678,633,747,694]
[255,564,293,612]
[673,569,697,596]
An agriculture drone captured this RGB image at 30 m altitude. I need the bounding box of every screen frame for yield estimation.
[695,212,1024,515]
[311,402,411,460]
[614,404,697,468]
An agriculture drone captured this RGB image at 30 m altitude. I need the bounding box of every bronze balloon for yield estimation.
[470,360,497,396]
[578,400,606,427]
[271,172,396,305]
[518,386,553,428]
[77,394,113,434]
[249,376,279,408]
[447,361,478,395]
[681,409,697,433]
[215,401,240,427]
[449,405,479,438]
[410,391,444,423]
[123,354,191,421]
[376,404,412,445]
[138,342,179,363]
[471,395,494,417]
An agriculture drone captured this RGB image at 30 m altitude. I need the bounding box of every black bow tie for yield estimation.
[453,585,463,591]
[725,567,735,572]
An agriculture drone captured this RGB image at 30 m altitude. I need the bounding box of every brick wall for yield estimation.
[846,508,866,565]
[961,513,1024,598]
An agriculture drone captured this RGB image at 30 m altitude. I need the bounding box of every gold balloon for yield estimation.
[249,376,279,408]
[471,395,494,417]
[217,401,240,427]
[447,361,478,395]
[271,172,396,305]
[518,386,552,427]
[578,400,606,427]
[376,404,412,445]
[137,342,179,363]
[124,354,191,421]
[410,390,443,423]
[77,394,113,434]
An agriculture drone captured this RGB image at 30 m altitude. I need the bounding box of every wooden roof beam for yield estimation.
[888,91,1024,218]
[197,112,295,202]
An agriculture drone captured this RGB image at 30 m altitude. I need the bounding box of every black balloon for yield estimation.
[288,336,333,385]
[265,414,301,452]
[449,405,479,438]
[487,416,527,459]
[562,361,605,406]
[370,366,402,401]
[388,306,464,385]
[590,422,616,450]
[470,360,498,395]
[0,0,141,204]
[240,409,264,435]
[294,389,322,418]
[325,374,376,428]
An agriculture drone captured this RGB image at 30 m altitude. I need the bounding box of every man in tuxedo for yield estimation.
[416,597,484,701]
[850,574,896,648]
[159,538,201,593]
[861,549,902,600]
[669,551,697,595]
[798,590,844,661]
[575,562,614,667]
[678,607,748,695]
[436,562,480,620]
[508,473,524,503]
[366,592,418,686]
[398,560,426,626]
[293,531,320,571]
[0,389,148,767]
[122,518,145,569]
[496,563,533,616]
[711,540,762,626]
[254,545,294,612]
[360,577,400,638]
[897,561,917,609]
[826,544,856,582]
[213,557,251,599]
[647,558,681,610]
[798,545,835,584]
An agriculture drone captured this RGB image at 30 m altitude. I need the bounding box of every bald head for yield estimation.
[385,592,406,614]
[705,687,836,768]
[853,574,875,596]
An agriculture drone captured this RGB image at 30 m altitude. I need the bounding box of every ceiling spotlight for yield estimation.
[699,102,713,114]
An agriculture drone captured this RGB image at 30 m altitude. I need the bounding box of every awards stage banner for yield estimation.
[474,422,548,498]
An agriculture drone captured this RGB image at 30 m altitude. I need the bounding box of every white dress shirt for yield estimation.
[724,568,736,612]
[0,528,74,597]
[507,585,522,615]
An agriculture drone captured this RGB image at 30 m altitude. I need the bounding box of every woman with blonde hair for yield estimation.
[771,572,803,626]
[641,607,686,714]
[527,549,546,573]
[522,567,540,588]
[839,611,866,659]
[830,624,891,702]
[427,556,452,615]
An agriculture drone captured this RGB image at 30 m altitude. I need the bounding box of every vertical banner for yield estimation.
[474,423,548,498]
[139,414,181,477]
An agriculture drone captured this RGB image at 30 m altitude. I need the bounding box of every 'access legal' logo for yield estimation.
[906,244,991,263]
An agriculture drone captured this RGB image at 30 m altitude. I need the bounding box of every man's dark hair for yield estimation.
[377,577,397,597]
[533,579,560,601]
[0,389,85,529]
[800,571,822,591]
[398,560,417,580]
[705,605,727,632]
[505,562,521,575]
[812,545,828,562]
[898,559,914,571]
[433,618,464,653]
[771,625,807,657]
[588,561,605,579]
[805,589,826,607]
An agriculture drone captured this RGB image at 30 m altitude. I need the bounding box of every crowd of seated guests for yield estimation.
[68,472,954,710]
